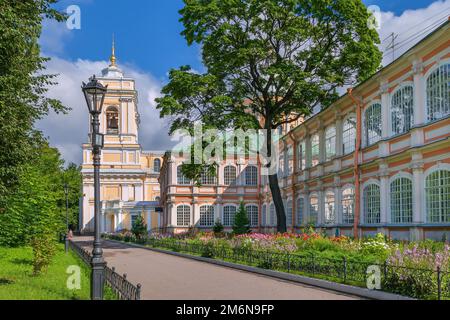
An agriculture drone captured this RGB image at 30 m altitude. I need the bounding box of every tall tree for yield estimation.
[0,0,66,207]
[157,0,382,232]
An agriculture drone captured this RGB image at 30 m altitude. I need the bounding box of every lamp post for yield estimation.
[64,183,69,253]
[82,75,107,300]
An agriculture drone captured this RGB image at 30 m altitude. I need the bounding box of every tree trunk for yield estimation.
[266,126,287,233]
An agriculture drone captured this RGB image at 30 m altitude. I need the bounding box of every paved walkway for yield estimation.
[73,237,359,300]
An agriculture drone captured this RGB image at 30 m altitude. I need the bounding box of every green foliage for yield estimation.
[0,0,66,204]
[232,203,251,235]
[131,215,147,240]
[156,0,382,233]
[213,219,224,234]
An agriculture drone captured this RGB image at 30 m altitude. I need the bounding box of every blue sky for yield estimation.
[46,0,440,80]
[38,0,450,165]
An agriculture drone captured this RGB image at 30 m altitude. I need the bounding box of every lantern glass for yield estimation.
[82,75,107,114]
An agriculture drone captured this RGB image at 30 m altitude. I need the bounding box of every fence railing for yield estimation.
[108,236,449,300]
[68,240,141,300]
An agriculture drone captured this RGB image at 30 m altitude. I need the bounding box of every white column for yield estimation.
[192,201,199,226]
[117,209,123,230]
[413,61,425,126]
[147,210,151,231]
[215,201,222,223]
[380,82,390,139]
[135,184,143,201]
[317,185,324,226]
[318,128,326,164]
[412,162,424,223]
[305,135,312,169]
[379,173,390,225]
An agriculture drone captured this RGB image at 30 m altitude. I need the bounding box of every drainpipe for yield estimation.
[347,88,362,239]
[288,131,297,230]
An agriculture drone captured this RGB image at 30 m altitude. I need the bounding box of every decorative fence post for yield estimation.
[136,284,142,300]
[343,257,347,284]
[287,253,291,273]
[437,267,442,301]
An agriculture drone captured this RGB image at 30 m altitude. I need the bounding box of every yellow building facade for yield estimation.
[80,47,163,233]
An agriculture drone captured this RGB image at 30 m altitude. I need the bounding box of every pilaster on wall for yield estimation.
[412,153,425,224]
[413,60,425,126]
[379,162,390,224]
[380,81,390,140]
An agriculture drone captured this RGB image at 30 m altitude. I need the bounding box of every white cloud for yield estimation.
[377,0,450,65]
[36,57,174,165]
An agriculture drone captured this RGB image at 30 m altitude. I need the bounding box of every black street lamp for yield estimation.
[64,183,69,253]
[82,75,107,300]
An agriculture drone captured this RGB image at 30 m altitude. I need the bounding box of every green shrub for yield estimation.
[201,242,215,258]
[131,215,147,240]
[232,202,251,235]
[31,234,57,275]
[213,219,224,235]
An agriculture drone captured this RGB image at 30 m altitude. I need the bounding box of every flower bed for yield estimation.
[103,230,450,300]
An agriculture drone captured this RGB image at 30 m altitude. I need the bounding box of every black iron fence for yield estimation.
[68,240,141,300]
[107,236,449,300]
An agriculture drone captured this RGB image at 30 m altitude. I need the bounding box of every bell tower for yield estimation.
[93,37,140,143]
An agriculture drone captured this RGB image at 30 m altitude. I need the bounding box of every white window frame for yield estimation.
[341,185,355,224]
[390,83,414,136]
[311,134,320,167]
[426,61,450,123]
[246,204,259,227]
[224,165,237,185]
[177,165,191,185]
[244,165,258,186]
[176,205,191,227]
[363,182,381,224]
[425,166,450,223]
[298,140,306,171]
[342,115,356,154]
[364,102,382,146]
[389,174,413,224]
[325,126,336,161]
[199,205,215,227]
[223,205,237,226]
[309,193,319,225]
[324,190,336,225]
[296,196,305,226]
[286,199,293,227]
[269,203,277,226]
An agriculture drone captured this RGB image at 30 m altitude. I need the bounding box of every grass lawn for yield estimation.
[0,244,116,300]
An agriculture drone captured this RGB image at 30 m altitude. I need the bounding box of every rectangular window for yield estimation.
[311,134,320,167]
[325,127,336,161]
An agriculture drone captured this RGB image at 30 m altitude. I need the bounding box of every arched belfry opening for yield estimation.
[106,106,119,134]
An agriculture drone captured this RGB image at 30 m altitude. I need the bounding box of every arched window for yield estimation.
[199,205,214,227]
[342,187,355,224]
[177,165,191,185]
[391,85,414,135]
[262,204,267,226]
[245,165,258,186]
[309,194,319,225]
[426,63,450,122]
[296,197,305,226]
[224,166,237,185]
[324,191,335,225]
[176,205,190,226]
[200,167,216,185]
[426,169,450,223]
[325,126,336,161]
[365,103,382,146]
[364,184,381,224]
[223,205,237,226]
[390,177,413,223]
[269,203,277,226]
[311,134,320,166]
[286,200,293,227]
[246,205,259,227]
[343,116,356,154]
[153,158,161,173]
[298,140,306,171]
[106,106,119,134]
